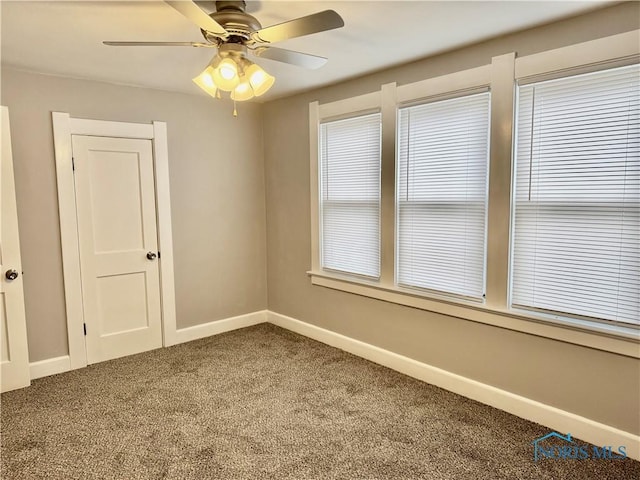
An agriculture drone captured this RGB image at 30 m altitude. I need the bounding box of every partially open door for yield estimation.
[0,106,30,392]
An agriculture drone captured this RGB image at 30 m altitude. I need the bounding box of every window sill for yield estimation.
[307,270,640,359]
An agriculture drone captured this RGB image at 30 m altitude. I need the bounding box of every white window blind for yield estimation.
[512,64,639,326]
[320,113,381,278]
[397,92,491,299]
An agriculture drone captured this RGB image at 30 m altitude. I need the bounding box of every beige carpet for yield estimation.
[1,323,638,479]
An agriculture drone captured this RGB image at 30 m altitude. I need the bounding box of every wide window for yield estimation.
[319,113,381,278]
[310,31,640,355]
[397,92,491,299]
[512,64,639,326]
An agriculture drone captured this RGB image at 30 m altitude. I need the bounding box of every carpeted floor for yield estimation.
[1,323,638,479]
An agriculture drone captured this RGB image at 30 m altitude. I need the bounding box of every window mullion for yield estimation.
[485,52,516,309]
[380,82,397,287]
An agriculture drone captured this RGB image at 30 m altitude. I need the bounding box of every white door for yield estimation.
[1,106,30,392]
[72,135,162,364]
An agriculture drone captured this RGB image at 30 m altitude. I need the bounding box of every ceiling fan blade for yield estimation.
[165,1,228,37]
[103,41,214,47]
[251,10,344,44]
[251,46,328,70]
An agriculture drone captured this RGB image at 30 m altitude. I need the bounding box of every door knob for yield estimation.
[146,252,157,261]
[5,269,19,281]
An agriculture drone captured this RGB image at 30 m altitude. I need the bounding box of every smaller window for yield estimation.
[396,92,491,299]
[319,113,381,278]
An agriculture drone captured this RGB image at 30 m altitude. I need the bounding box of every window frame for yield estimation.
[395,89,493,301]
[509,63,640,327]
[310,91,381,274]
[318,112,383,279]
[308,30,640,358]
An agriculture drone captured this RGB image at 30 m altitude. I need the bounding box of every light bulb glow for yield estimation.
[220,64,236,80]
[231,77,255,101]
[212,57,240,91]
[202,72,215,88]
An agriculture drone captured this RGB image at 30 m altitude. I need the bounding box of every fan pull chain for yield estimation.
[233,100,238,117]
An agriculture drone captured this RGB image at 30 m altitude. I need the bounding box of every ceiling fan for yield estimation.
[104,1,344,108]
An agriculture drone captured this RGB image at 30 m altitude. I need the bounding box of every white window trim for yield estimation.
[309,271,639,357]
[515,30,639,82]
[309,30,640,358]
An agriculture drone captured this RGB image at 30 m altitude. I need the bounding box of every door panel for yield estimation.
[88,150,145,253]
[0,106,30,392]
[72,135,162,364]
[97,273,149,335]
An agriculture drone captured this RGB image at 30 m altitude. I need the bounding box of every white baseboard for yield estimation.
[267,311,640,461]
[30,355,71,380]
[173,310,267,345]
[29,310,268,381]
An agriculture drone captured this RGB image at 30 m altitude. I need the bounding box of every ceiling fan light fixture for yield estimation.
[192,66,218,98]
[105,1,345,111]
[193,45,275,108]
[245,63,275,97]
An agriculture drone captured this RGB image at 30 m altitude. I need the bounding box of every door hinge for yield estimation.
[72,157,75,171]
[83,323,87,336]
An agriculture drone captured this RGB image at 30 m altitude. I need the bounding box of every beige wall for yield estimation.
[1,68,267,362]
[262,2,640,435]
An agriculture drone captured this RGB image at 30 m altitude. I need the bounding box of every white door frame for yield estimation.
[52,113,178,370]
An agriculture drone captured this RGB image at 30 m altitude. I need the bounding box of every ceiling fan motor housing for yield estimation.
[202,0,261,43]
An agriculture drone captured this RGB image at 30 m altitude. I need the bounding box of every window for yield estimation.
[397,92,491,299]
[512,64,639,326]
[310,30,640,355]
[319,113,381,277]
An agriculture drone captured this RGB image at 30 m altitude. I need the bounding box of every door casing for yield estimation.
[52,113,178,370]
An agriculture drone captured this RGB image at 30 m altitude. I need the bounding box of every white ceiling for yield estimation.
[1,1,611,102]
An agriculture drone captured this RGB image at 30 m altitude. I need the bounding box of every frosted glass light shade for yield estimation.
[192,66,218,98]
[245,64,275,97]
